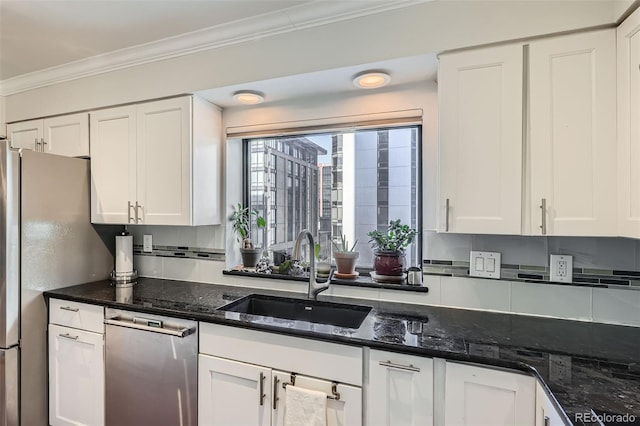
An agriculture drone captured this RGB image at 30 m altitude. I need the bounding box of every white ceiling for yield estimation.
[0,0,312,80]
[0,0,436,103]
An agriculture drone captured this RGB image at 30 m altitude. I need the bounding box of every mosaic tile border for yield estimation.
[423,259,640,290]
[133,244,225,261]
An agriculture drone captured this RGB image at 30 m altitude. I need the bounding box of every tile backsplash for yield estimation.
[423,231,640,271]
[126,226,640,327]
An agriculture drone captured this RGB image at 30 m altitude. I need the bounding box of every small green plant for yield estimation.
[314,243,322,261]
[229,203,266,249]
[368,219,417,253]
[331,234,358,253]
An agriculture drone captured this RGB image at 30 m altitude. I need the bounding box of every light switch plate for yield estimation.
[143,235,153,253]
[550,254,573,283]
[469,251,501,279]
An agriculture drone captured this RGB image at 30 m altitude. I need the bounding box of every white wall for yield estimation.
[0,96,5,137]
[4,1,616,121]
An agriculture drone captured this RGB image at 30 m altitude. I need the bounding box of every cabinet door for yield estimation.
[535,382,565,426]
[89,106,137,224]
[198,355,271,426]
[49,324,104,426]
[273,371,362,426]
[44,113,89,157]
[367,350,433,426]
[444,362,535,426]
[618,8,640,238]
[137,97,191,225]
[529,30,617,236]
[438,44,523,234]
[7,119,42,151]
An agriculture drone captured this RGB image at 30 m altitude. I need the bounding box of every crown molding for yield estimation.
[0,0,429,96]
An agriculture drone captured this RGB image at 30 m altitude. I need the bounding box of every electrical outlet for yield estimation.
[550,254,573,283]
[469,251,501,279]
[143,235,153,253]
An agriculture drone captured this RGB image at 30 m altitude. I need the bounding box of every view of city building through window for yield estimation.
[246,125,421,268]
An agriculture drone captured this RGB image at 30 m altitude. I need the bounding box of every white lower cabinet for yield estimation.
[199,355,271,426]
[48,324,105,426]
[444,361,535,426]
[198,323,363,426]
[366,350,434,426]
[272,370,362,426]
[535,382,565,426]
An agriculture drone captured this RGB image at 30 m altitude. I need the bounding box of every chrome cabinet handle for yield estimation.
[135,202,142,223]
[540,198,547,235]
[445,198,450,232]
[379,360,421,373]
[128,201,135,223]
[544,416,550,426]
[59,306,79,312]
[35,138,41,152]
[259,372,266,406]
[272,376,279,410]
[41,138,47,151]
[59,333,78,341]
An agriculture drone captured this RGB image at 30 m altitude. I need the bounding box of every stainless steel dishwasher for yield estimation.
[104,308,198,426]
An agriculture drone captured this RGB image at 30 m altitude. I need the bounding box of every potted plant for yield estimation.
[367,219,418,276]
[332,235,358,275]
[230,203,266,269]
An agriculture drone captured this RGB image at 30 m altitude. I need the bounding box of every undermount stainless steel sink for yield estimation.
[218,294,372,329]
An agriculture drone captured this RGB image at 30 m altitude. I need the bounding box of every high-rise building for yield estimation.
[248,136,326,254]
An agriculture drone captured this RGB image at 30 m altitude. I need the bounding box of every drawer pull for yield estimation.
[60,306,79,312]
[379,360,421,373]
[59,333,78,341]
[273,376,279,410]
[259,372,266,406]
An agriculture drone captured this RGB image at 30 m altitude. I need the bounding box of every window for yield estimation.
[244,126,421,267]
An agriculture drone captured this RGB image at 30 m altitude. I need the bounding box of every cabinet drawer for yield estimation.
[200,323,363,386]
[49,299,104,333]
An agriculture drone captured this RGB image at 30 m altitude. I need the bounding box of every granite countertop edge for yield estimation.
[44,277,640,426]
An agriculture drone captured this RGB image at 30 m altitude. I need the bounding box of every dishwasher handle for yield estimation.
[105,317,196,338]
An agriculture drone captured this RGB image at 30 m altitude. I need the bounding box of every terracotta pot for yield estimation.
[373,250,406,276]
[334,252,359,274]
[240,248,262,269]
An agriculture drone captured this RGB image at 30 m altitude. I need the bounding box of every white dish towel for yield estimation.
[283,386,328,426]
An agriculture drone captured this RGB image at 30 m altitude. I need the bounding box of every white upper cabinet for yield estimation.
[438,44,524,235]
[90,95,222,226]
[7,113,89,157]
[438,28,618,237]
[90,106,137,225]
[7,119,43,151]
[618,8,640,238]
[43,113,90,157]
[529,29,617,236]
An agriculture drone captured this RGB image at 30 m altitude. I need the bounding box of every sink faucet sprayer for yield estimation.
[293,230,331,299]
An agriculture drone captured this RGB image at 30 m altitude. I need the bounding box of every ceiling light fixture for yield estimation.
[353,71,391,89]
[233,91,265,105]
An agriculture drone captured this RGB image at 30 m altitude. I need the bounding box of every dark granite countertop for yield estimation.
[44,277,640,425]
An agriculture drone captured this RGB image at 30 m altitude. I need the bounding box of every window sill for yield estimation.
[222,269,429,293]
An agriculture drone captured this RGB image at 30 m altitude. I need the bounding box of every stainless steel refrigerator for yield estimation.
[0,141,114,426]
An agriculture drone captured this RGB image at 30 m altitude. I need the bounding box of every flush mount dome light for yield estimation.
[353,71,390,89]
[233,91,265,105]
